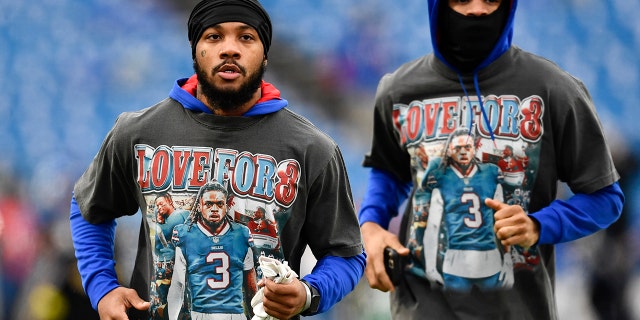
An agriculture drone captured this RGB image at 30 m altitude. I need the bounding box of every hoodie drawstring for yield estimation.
[457,73,497,148]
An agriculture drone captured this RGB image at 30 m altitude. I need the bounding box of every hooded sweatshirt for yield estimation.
[359,1,622,319]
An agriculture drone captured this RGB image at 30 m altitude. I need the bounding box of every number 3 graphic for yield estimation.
[461,192,482,228]
[206,252,230,289]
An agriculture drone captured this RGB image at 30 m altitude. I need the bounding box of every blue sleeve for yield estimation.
[531,182,624,244]
[358,168,412,229]
[69,195,121,310]
[301,252,366,314]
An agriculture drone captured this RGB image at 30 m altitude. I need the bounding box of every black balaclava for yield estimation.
[438,1,509,72]
[188,0,272,59]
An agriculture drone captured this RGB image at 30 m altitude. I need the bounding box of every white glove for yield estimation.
[251,256,299,320]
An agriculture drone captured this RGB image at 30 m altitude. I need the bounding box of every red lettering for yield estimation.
[275,160,300,207]
[136,148,150,189]
[441,100,458,135]
[173,149,192,188]
[520,96,544,141]
[406,105,423,142]
[190,151,210,188]
[424,102,440,138]
[151,149,171,189]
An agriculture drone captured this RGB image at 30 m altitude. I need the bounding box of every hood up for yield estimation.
[426,0,518,142]
[427,0,518,73]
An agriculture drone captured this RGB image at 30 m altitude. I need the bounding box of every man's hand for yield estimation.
[486,198,540,249]
[361,221,409,292]
[259,277,307,320]
[97,287,150,320]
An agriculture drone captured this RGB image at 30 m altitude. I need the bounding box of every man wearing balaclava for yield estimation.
[359,1,623,319]
[69,0,366,319]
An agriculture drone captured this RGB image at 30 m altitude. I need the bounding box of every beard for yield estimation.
[194,59,266,113]
[200,211,226,231]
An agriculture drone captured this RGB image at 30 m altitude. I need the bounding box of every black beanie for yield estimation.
[188,0,272,59]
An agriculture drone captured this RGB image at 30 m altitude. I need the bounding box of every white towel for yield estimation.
[251,256,299,320]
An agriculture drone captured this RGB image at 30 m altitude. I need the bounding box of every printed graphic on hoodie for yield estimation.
[394,94,543,292]
[135,144,299,319]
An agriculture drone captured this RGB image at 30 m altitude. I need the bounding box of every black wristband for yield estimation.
[299,279,321,316]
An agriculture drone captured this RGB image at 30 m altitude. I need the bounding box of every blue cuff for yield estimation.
[70,195,120,310]
[301,253,366,314]
[531,182,624,244]
[358,168,412,228]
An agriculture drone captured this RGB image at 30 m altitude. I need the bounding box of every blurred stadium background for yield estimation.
[1,0,639,319]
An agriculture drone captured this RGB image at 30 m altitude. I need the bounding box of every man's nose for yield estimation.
[219,39,241,59]
[464,1,493,16]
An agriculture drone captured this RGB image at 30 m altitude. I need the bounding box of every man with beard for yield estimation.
[69,1,365,319]
[358,0,623,319]
[167,181,256,320]
[422,129,512,292]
